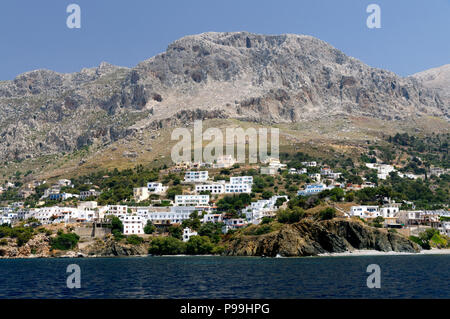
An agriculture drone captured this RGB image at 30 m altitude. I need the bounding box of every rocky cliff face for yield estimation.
[224,219,420,257]
[0,233,149,258]
[79,236,149,257]
[0,32,448,161]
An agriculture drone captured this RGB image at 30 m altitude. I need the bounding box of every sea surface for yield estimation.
[0,255,448,298]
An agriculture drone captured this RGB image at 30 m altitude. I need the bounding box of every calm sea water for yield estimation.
[0,255,448,299]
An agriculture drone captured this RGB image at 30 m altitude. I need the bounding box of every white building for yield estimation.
[349,206,380,218]
[230,176,253,185]
[133,187,150,202]
[298,184,330,196]
[57,179,72,187]
[195,182,225,194]
[380,204,400,218]
[80,189,101,200]
[184,171,209,183]
[222,218,248,233]
[366,163,396,180]
[107,205,128,215]
[224,183,252,194]
[213,155,236,168]
[301,161,317,167]
[120,215,144,235]
[147,182,168,195]
[244,195,288,224]
[289,168,307,175]
[175,195,210,206]
[182,227,198,242]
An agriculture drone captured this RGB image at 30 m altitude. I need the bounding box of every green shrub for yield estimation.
[149,237,186,255]
[143,220,156,234]
[186,236,215,255]
[126,235,144,245]
[319,207,336,220]
[254,224,272,236]
[277,207,305,224]
[50,232,80,250]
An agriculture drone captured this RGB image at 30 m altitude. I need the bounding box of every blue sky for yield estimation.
[0,0,449,80]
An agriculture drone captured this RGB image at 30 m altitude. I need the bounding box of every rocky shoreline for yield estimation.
[223,219,421,257]
[1,219,446,259]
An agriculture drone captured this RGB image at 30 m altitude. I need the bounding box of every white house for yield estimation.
[175,195,210,206]
[366,163,396,180]
[184,171,209,183]
[147,182,168,194]
[195,182,225,194]
[57,179,72,187]
[349,206,380,218]
[224,183,252,194]
[380,204,400,218]
[301,161,317,167]
[80,189,101,200]
[222,218,248,233]
[133,187,150,202]
[297,184,329,196]
[120,215,144,235]
[213,155,236,168]
[244,195,288,224]
[107,205,128,215]
[230,176,253,185]
[182,227,198,242]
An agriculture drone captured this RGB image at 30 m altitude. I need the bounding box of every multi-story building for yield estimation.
[297,184,329,196]
[80,189,101,200]
[147,182,168,194]
[244,195,288,224]
[120,215,144,235]
[133,187,150,202]
[175,195,210,206]
[195,183,225,194]
[224,183,252,194]
[349,206,380,218]
[229,176,253,185]
[184,171,209,183]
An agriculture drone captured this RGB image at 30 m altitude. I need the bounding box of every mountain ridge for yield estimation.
[0,31,448,162]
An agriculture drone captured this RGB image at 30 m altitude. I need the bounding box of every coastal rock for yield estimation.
[79,237,149,257]
[224,219,420,257]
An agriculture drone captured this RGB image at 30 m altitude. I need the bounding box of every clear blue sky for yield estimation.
[1,0,449,80]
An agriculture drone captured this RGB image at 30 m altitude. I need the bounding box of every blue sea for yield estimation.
[0,255,448,299]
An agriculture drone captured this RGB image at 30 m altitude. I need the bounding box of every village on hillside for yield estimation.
[1,144,449,254]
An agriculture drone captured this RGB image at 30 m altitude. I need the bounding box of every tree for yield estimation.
[50,232,80,250]
[168,225,183,240]
[144,220,156,234]
[319,207,336,220]
[277,207,305,224]
[108,215,124,238]
[186,236,215,255]
[126,235,144,245]
[149,237,186,255]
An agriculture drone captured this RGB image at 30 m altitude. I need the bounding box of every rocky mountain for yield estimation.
[224,219,420,257]
[0,32,448,161]
[411,64,450,104]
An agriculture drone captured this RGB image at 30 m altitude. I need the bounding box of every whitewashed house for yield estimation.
[175,195,210,206]
[184,171,209,183]
[182,227,198,242]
